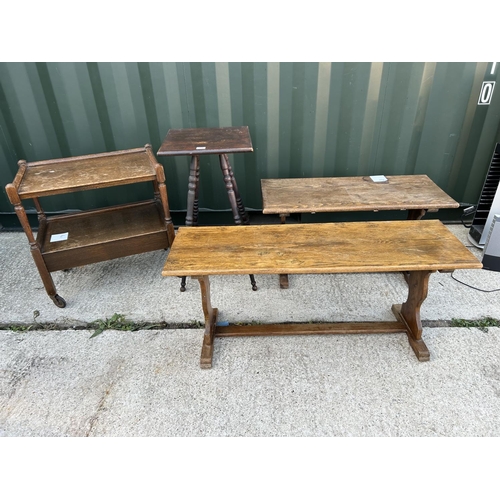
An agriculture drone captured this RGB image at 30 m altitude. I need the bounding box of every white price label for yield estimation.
[195,146,206,150]
[50,232,68,242]
[370,175,388,183]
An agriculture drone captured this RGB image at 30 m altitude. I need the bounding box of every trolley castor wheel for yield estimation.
[52,294,66,308]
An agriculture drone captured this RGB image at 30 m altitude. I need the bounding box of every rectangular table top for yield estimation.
[261,175,459,214]
[162,220,481,276]
[157,126,253,157]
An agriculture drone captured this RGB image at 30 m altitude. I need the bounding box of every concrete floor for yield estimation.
[1,224,499,437]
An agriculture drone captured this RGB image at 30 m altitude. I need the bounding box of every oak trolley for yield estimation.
[6,145,175,307]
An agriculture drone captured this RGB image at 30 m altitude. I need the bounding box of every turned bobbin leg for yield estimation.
[219,154,257,292]
[180,156,200,292]
[219,154,242,225]
[223,154,249,224]
[186,155,200,227]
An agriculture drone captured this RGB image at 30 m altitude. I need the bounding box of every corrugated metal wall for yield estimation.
[1,62,499,226]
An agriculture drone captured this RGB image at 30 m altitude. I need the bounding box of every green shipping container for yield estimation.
[1,62,499,228]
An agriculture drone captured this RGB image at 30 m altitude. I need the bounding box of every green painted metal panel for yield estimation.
[1,62,499,228]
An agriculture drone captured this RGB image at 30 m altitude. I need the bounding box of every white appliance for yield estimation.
[468,143,500,248]
[482,214,500,271]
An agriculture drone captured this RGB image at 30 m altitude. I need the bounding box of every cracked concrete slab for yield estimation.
[0,326,499,436]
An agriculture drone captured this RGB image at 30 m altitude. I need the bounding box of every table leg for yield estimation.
[219,154,257,292]
[223,153,249,224]
[278,213,290,289]
[219,154,242,225]
[186,155,200,226]
[407,209,427,220]
[193,156,200,226]
[188,270,436,368]
[392,270,433,361]
[181,156,200,292]
[403,209,428,284]
[195,276,218,368]
[279,274,289,289]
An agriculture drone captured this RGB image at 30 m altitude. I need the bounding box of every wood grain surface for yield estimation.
[261,175,459,214]
[157,126,253,156]
[162,220,482,276]
[41,201,167,253]
[18,149,157,199]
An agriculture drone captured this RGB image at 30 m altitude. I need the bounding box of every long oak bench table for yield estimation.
[162,220,482,368]
[261,175,460,288]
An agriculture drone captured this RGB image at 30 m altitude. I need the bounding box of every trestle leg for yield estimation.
[392,270,433,361]
[196,276,218,368]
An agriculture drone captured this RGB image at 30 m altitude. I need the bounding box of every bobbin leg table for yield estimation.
[158,126,257,292]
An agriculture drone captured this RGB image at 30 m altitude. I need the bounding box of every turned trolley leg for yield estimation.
[195,276,218,369]
[392,270,433,361]
[5,183,66,308]
[152,160,176,247]
[30,243,66,308]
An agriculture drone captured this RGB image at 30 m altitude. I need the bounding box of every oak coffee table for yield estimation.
[261,174,460,288]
